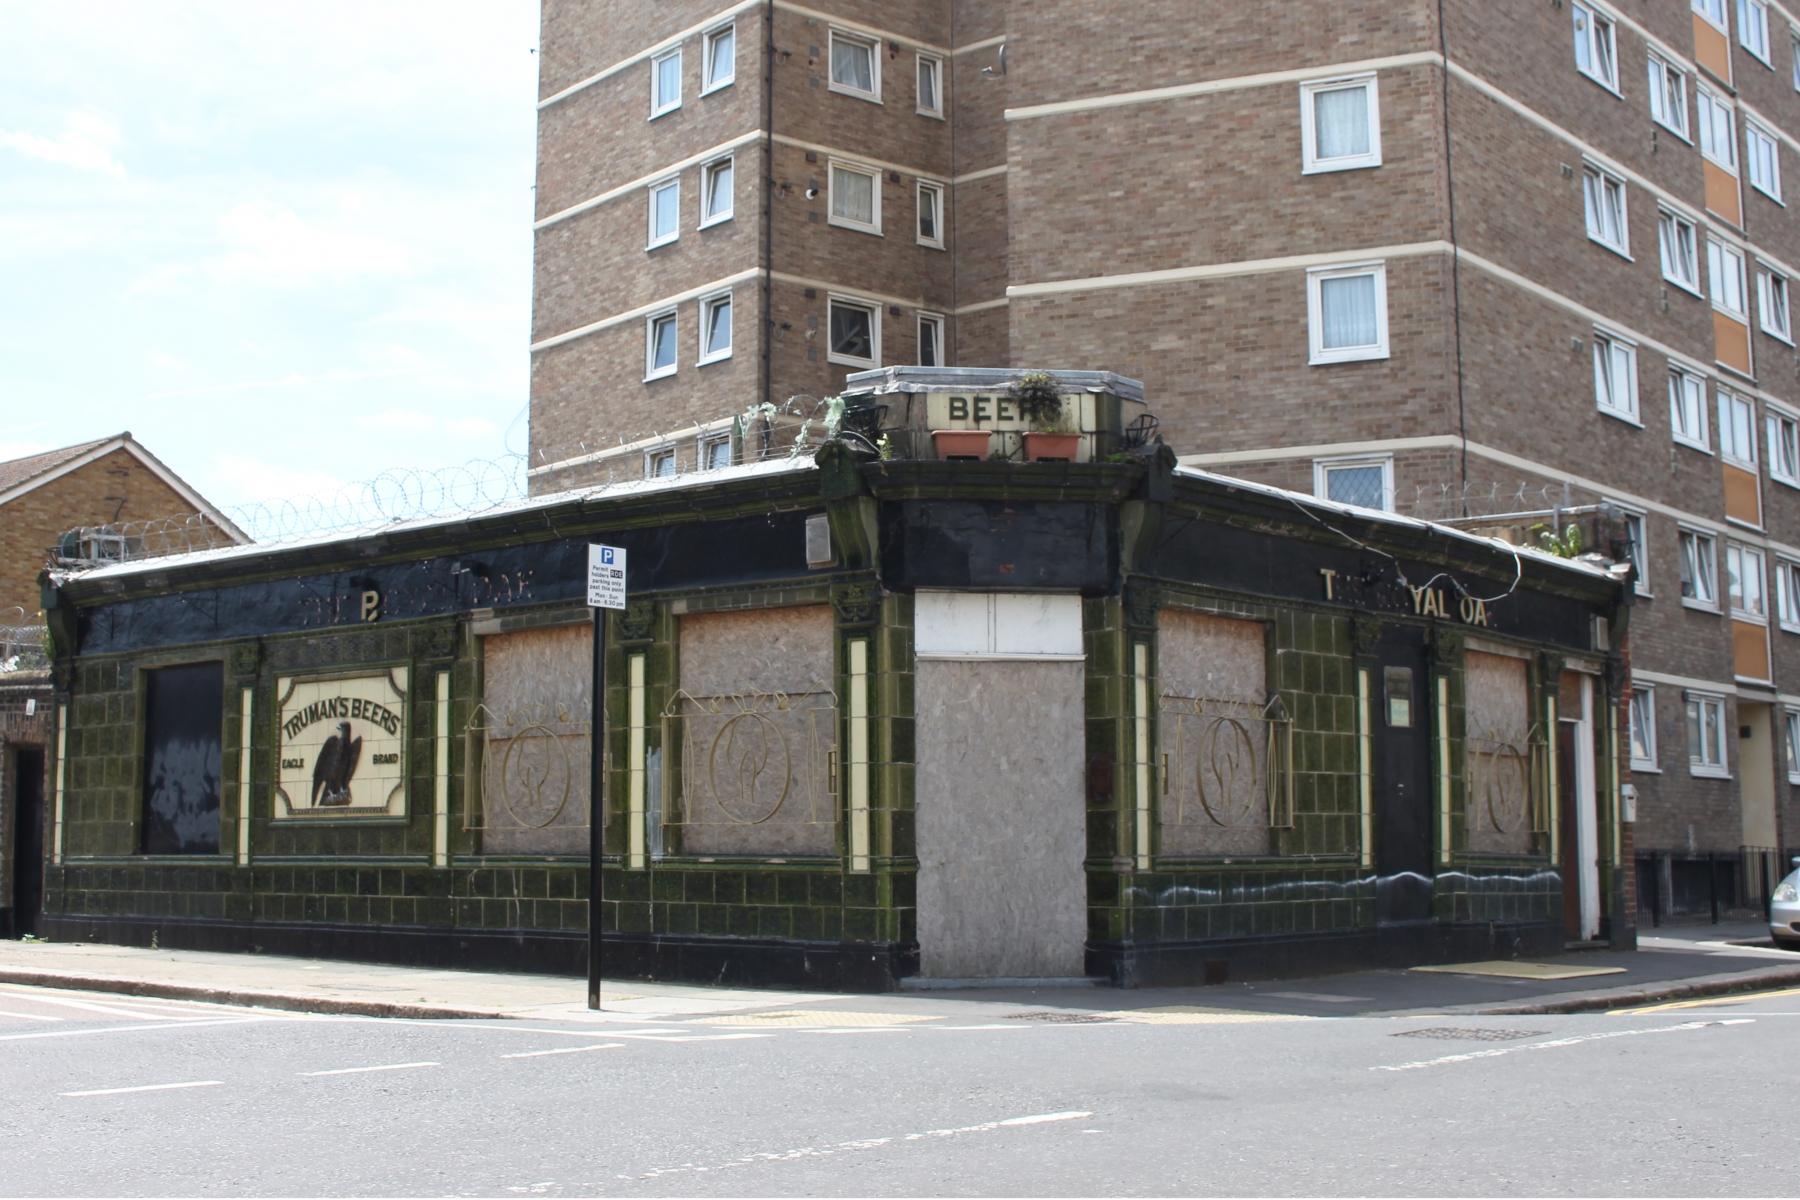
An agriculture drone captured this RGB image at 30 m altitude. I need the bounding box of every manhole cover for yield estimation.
[1002,1011,1118,1023]
[1392,1027,1547,1041]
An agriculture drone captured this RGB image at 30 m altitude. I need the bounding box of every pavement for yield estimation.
[2,919,1798,1023]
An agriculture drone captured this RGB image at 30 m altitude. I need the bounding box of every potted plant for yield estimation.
[1012,371,1080,462]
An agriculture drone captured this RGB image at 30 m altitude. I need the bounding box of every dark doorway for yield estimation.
[10,747,46,937]
[1373,626,1434,923]
[1558,720,1581,940]
[141,662,224,855]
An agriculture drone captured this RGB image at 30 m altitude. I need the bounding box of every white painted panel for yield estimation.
[915,591,990,656]
[992,594,1083,657]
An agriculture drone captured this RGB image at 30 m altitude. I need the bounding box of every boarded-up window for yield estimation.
[142,662,223,855]
[1464,650,1533,854]
[475,624,591,856]
[673,605,836,856]
[1157,610,1273,857]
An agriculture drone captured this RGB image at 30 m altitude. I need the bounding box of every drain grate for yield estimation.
[1392,1027,1547,1042]
[1002,1011,1119,1023]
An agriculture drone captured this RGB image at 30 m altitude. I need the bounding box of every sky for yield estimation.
[0,1,541,515]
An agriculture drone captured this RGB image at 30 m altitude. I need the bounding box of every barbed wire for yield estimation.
[1398,480,1603,524]
[0,625,49,673]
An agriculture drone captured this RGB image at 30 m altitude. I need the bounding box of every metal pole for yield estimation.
[588,606,606,1010]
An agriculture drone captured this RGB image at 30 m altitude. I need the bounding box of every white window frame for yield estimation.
[1628,686,1660,771]
[828,29,881,102]
[1709,237,1749,320]
[697,289,733,366]
[1694,0,1729,32]
[915,180,944,248]
[702,22,736,95]
[1746,120,1783,201]
[1686,691,1731,778]
[699,156,734,228]
[1680,526,1721,610]
[1592,329,1640,423]
[1583,163,1631,257]
[1299,74,1382,174]
[699,433,733,472]
[1727,540,1769,620]
[1573,3,1620,93]
[1612,503,1651,595]
[916,311,945,367]
[827,159,882,235]
[650,48,682,118]
[1792,29,1800,91]
[1766,403,1800,485]
[1720,389,1758,466]
[1658,208,1702,294]
[645,446,677,479]
[1785,708,1800,782]
[1697,86,1738,173]
[1760,265,1793,341]
[1312,454,1395,513]
[644,309,678,382]
[1776,557,1800,629]
[1648,56,1691,139]
[1306,261,1389,365]
[647,177,680,249]
[826,294,881,368]
[916,53,943,118]
[1740,0,1773,64]
[1669,366,1712,452]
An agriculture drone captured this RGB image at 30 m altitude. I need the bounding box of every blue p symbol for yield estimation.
[601,548,614,564]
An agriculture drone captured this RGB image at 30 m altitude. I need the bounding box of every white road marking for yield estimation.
[61,1080,223,1097]
[801,1027,914,1035]
[630,1110,1093,1180]
[925,1024,1035,1030]
[0,993,189,1021]
[616,1032,774,1042]
[0,1016,275,1043]
[502,1043,625,1058]
[300,1061,440,1076]
[0,1007,65,1022]
[1374,1019,1751,1071]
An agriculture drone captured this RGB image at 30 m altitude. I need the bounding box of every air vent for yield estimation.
[805,515,835,568]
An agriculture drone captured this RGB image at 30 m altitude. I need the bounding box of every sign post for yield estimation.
[586,544,626,1009]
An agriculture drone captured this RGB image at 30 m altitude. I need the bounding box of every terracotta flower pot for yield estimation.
[933,429,993,460]
[1023,432,1081,462]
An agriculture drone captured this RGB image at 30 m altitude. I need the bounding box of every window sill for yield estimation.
[1587,234,1633,261]
[1672,433,1714,454]
[699,79,735,97]
[1751,185,1785,206]
[1689,766,1732,779]
[1653,119,1693,145]
[1725,516,1765,533]
[1715,360,1759,385]
[916,107,945,120]
[1760,324,1794,346]
[1664,275,1705,299]
[649,104,682,120]
[1772,472,1800,491]
[1309,346,1390,366]
[696,350,733,367]
[1597,403,1643,427]
[826,82,882,104]
[645,236,679,251]
[643,367,677,383]
[1781,619,1800,633]
[698,212,734,230]
[1681,598,1723,614]
[1577,68,1622,98]
[1630,761,1662,774]
[827,216,882,236]
[1301,156,1381,175]
[826,354,878,369]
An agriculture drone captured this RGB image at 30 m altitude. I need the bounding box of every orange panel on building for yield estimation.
[1733,619,1770,681]
[1694,14,1732,81]
[1715,312,1752,374]
[1704,161,1742,226]
[1724,462,1763,525]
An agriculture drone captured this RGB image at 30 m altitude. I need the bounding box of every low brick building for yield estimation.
[35,373,1631,987]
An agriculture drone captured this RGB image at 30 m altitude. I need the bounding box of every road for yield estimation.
[0,977,1792,1196]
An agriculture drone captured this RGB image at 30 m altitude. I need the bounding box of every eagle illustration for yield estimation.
[311,721,362,807]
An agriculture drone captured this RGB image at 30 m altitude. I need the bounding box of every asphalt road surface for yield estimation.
[1,979,1793,1196]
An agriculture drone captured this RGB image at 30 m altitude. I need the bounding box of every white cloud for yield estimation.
[210,200,412,284]
[0,109,124,176]
[0,441,54,463]
[208,454,349,505]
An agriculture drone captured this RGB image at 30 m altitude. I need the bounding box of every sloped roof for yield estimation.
[0,432,249,543]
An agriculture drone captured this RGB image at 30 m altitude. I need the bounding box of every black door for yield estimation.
[1373,627,1434,923]
[141,662,224,855]
[10,747,45,937]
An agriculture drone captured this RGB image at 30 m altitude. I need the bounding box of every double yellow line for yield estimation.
[1612,984,1800,1014]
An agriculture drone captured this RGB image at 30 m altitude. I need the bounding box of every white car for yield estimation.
[1774,864,1800,950]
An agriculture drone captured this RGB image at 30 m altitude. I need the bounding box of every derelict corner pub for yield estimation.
[35,368,1634,990]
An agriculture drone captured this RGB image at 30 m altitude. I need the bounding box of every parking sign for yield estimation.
[587,544,627,610]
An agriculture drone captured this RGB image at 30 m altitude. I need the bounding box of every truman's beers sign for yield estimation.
[274,669,409,819]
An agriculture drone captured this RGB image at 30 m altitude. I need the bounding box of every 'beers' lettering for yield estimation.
[281,694,403,741]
